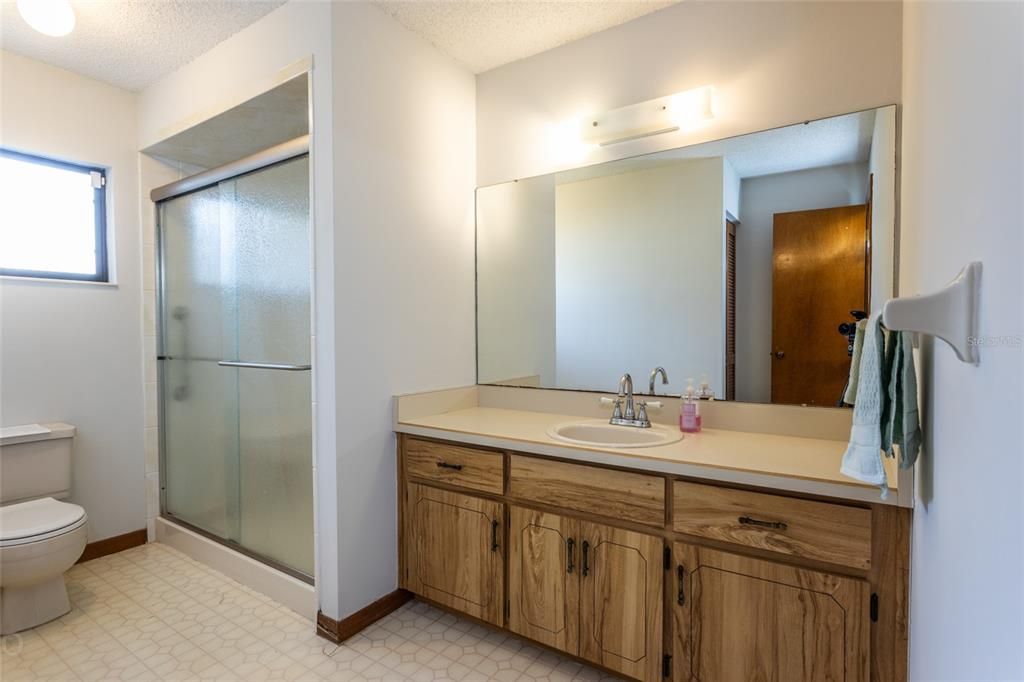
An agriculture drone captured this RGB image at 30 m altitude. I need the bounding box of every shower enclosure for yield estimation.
[154,140,313,580]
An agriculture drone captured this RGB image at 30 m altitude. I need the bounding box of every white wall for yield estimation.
[901,2,1024,679]
[736,163,869,403]
[869,106,897,312]
[555,160,724,394]
[477,175,556,386]
[723,158,741,221]
[330,3,476,619]
[476,1,901,186]
[0,51,145,542]
[137,0,341,615]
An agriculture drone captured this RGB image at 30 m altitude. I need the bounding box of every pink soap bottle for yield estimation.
[680,378,702,433]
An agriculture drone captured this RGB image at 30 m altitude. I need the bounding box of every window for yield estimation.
[0,148,108,282]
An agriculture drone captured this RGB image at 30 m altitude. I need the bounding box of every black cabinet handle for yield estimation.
[566,538,575,574]
[437,461,463,471]
[738,516,788,531]
[490,520,499,552]
[677,565,686,605]
[581,540,590,577]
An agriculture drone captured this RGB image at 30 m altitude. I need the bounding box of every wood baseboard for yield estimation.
[76,529,147,564]
[316,589,413,644]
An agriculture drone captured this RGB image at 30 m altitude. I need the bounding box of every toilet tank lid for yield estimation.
[0,423,75,447]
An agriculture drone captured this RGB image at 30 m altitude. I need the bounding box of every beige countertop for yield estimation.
[395,405,904,507]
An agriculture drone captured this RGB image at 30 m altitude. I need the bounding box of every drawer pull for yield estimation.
[436,461,464,471]
[490,520,499,552]
[566,538,575,573]
[677,565,686,605]
[581,540,590,577]
[738,515,788,531]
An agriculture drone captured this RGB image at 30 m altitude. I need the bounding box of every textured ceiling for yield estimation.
[0,0,286,91]
[146,74,308,170]
[374,0,679,73]
[558,109,880,185]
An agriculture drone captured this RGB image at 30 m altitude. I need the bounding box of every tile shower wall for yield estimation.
[140,154,189,541]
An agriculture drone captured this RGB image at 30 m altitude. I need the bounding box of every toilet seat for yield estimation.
[0,497,87,547]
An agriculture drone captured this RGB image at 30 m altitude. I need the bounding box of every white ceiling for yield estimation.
[0,0,286,91]
[374,0,679,74]
[558,109,880,185]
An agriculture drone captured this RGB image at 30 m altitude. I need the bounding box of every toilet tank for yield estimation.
[0,423,76,505]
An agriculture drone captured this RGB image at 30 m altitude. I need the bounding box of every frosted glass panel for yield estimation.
[159,186,240,540]
[158,154,312,578]
[230,157,313,576]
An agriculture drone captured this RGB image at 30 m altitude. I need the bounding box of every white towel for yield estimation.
[840,312,889,498]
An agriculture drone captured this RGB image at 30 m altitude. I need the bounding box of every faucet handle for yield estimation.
[611,399,623,420]
[637,402,648,422]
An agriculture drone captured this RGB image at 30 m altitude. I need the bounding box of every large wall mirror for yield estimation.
[476,106,898,407]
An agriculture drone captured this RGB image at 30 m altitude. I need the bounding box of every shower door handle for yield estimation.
[217,361,312,371]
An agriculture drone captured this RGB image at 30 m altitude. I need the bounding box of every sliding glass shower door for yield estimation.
[157,154,313,579]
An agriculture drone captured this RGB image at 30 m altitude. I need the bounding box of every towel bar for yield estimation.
[881,261,981,365]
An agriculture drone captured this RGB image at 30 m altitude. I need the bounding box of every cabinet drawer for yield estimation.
[509,455,665,527]
[403,438,504,495]
[672,481,872,569]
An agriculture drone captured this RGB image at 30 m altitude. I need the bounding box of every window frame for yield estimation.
[0,147,109,283]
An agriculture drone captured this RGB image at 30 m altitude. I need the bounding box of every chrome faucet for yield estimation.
[610,373,651,428]
[649,366,669,395]
[618,374,635,419]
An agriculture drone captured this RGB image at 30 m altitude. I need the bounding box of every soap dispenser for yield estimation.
[680,378,702,433]
[698,374,715,401]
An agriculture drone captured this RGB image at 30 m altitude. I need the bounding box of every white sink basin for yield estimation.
[547,420,683,448]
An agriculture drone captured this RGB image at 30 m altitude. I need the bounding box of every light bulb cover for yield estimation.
[17,0,76,37]
[579,86,715,147]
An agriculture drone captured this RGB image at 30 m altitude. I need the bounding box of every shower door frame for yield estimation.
[154,136,315,584]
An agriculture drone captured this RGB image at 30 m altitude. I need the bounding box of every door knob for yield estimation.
[775,351,785,359]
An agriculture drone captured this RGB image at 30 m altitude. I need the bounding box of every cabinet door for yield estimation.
[508,506,580,655]
[404,482,504,626]
[673,542,869,682]
[579,521,664,682]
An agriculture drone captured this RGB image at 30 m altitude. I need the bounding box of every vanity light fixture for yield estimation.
[17,0,76,37]
[580,86,716,147]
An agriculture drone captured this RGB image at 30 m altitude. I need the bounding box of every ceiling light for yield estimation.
[17,0,76,37]
[580,86,716,147]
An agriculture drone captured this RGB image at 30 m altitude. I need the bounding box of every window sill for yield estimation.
[0,275,118,288]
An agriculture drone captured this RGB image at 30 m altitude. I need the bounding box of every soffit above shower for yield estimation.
[144,74,308,171]
[0,0,286,92]
[373,0,680,74]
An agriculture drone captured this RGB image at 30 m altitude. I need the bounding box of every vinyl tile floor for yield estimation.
[0,543,621,681]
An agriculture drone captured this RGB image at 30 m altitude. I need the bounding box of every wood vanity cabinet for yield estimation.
[401,482,504,626]
[398,435,909,682]
[672,541,870,681]
[507,505,664,682]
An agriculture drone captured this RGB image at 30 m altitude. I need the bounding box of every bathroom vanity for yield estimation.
[394,388,911,682]
[393,103,911,681]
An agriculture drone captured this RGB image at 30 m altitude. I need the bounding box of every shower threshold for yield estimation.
[155,516,316,620]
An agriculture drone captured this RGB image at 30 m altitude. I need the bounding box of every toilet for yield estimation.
[0,423,87,635]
